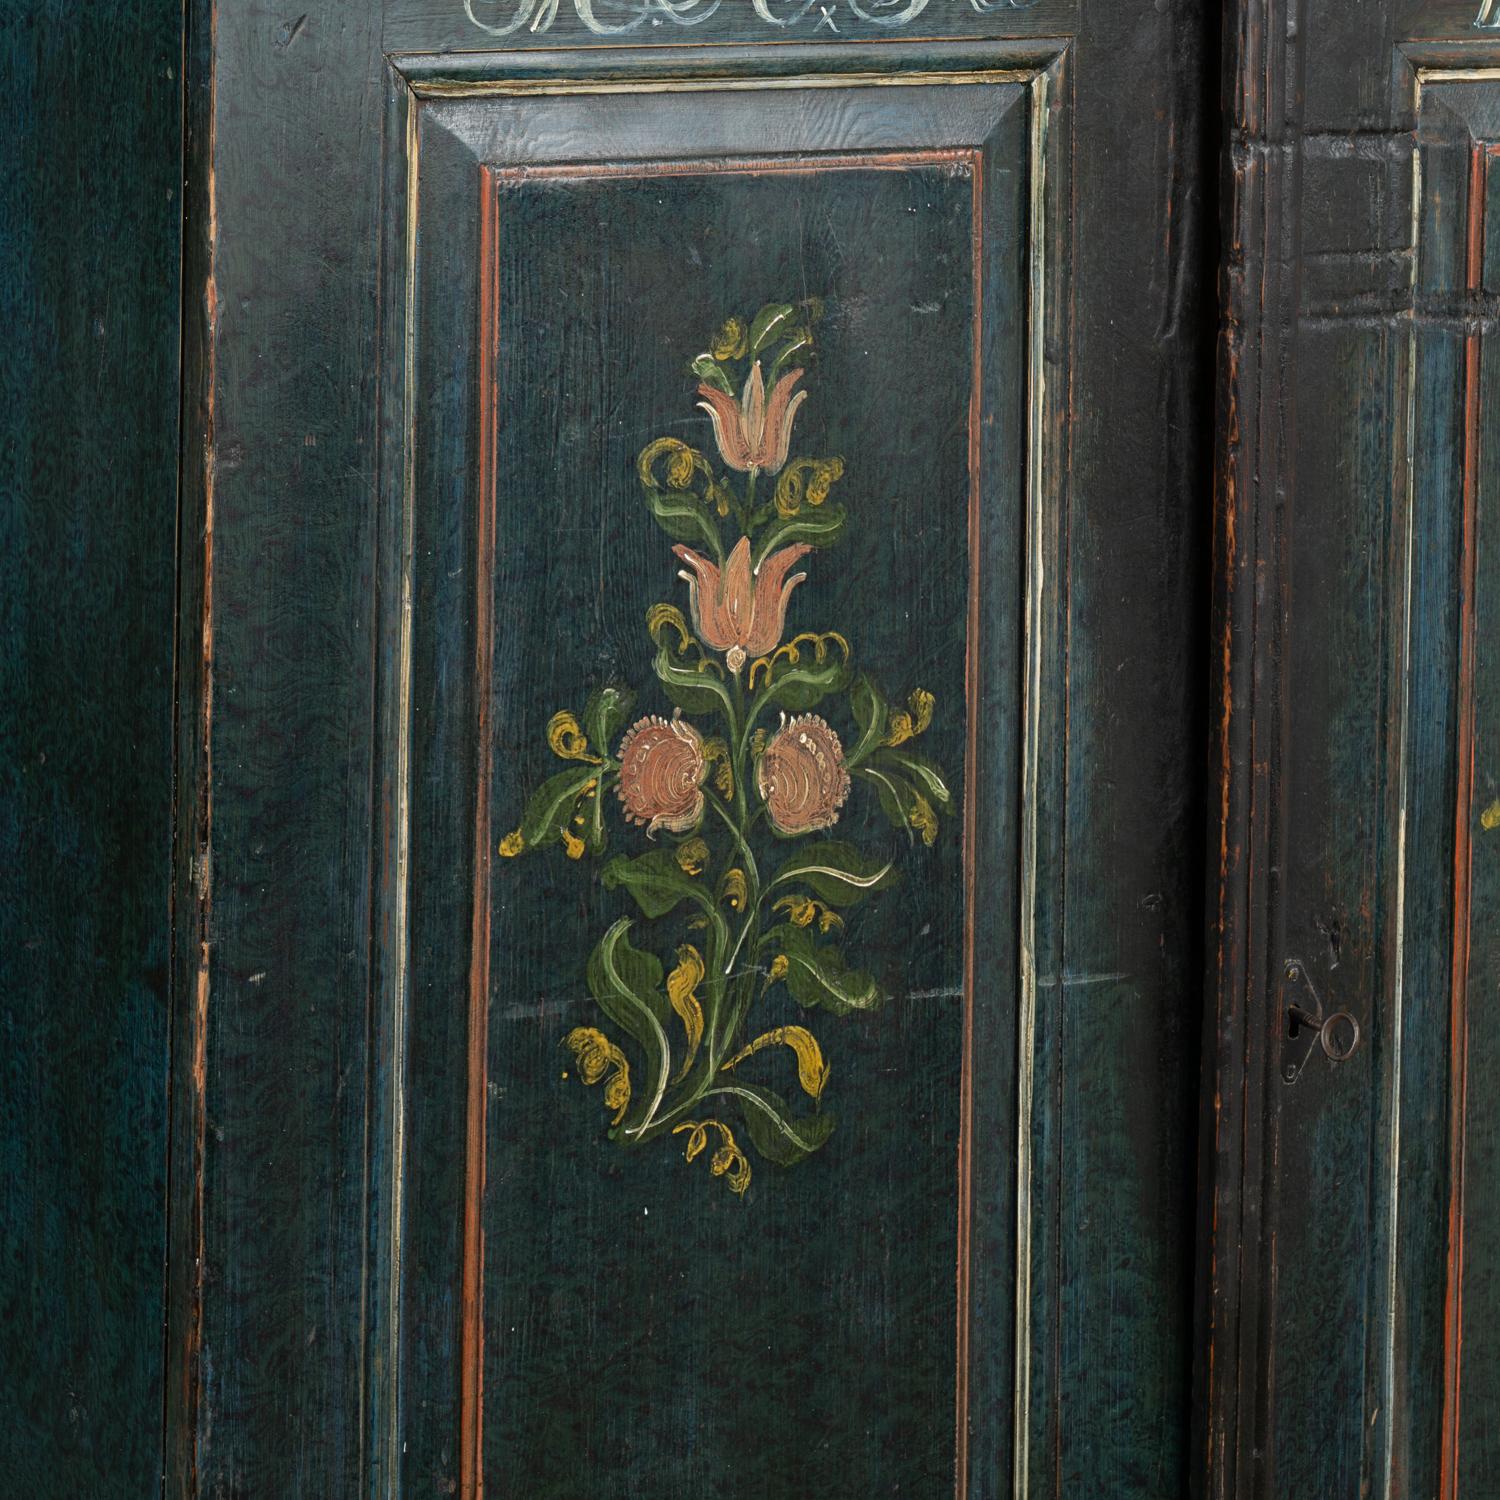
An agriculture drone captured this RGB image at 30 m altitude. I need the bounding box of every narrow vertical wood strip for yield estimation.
[1013,67,1051,1500]
[460,166,500,1500]
[1440,135,1485,1500]
[955,144,983,1500]
[183,11,219,1480]
[386,86,423,1500]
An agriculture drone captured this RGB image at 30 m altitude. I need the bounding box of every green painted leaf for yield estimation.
[748,302,797,356]
[847,673,888,769]
[768,841,898,906]
[644,485,723,559]
[653,641,734,721]
[879,748,953,807]
[753,505,846,567]
[754,649,851,716]
[767,330,813,383]
[587,920,667,1035]
[586,921,672,1132]
[765,924,885,1017]
[603,849,705,920]
[690,353,734,394]
[517,764,602,849]
[714,1080,836,1166]
[584,683,634,754]
[858,763,919,836]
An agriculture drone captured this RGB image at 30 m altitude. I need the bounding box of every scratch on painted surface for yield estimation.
[1036,970,1130,988]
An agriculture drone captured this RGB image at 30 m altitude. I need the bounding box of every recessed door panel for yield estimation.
[486,162,974,1494]
[395,60,1047,1497]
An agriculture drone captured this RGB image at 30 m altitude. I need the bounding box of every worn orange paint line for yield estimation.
[1441,138,1486,1500]
[181,7,220,1481]
[489,147,976,187]
[460,167,501,1500]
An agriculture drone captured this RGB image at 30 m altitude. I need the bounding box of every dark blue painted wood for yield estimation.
[163,6,1211,1497]
[0,2,182,1495]
[1205,15,1500,1500]
[164,2,388,1493]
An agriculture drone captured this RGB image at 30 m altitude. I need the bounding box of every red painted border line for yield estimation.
[461,148,984,1495]
[1440,136,1487,1500]
[460,167,501,1500]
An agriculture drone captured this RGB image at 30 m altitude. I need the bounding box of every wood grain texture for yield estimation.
[1041,6,1210,1497]
[396,75,1029,1499]
[391,21,1211,1500]
[1413,81,1500,1500]
[165,5,1212,1497]
[164,1,389,1493]
[1203,5,1500,1499]
[0,3,182,1495]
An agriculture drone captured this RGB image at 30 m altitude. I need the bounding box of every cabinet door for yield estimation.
[1206,2,1500,1496]
[166,4,1210,1496]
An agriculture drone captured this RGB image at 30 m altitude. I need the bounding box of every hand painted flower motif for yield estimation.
[615,711,707,836]
[697,360,806,475]
[502,298,955,1200]
[757,712,851,836]
[673,535,812,675]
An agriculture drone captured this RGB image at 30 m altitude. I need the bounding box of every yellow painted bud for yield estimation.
[547,709,599,763]
[709,316,748,361]
[675,837,709,876]
[720,867,748,911]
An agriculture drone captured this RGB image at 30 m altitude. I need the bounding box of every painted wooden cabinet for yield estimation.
[158,7,1210,1492]
[4,0,1499,1496]
[1205,3,1500,1496]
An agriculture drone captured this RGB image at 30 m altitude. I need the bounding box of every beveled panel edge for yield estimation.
[390,34,1068,91]
[380,45,1072,1500]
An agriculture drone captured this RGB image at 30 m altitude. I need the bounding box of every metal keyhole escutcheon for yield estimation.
[1281,959,1361,1084]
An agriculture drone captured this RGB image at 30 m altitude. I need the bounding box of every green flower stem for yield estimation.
[731,690,754,823]
[682,883,732,988]
[736,679,783,769]
[727,666,747,757]
[635,1060,718,1143]
[717,969,759,1065]
[703,790,761,1016]
[587,768,616,849]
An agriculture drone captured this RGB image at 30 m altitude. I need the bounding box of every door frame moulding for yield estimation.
[373,36,1072,1499]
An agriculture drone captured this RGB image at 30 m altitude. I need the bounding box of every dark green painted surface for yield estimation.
[383,0,1079,54]
[27,1,1500,1495]
[39,3,1210,1496]
[0,1,183,1495]
[1205,12,1500,1500]
[1461,300,1500,1500]
[483,167,975,1496]
[164,1,389,1493]
[390,27,1209,1498]
[1422,82,1500,1500]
